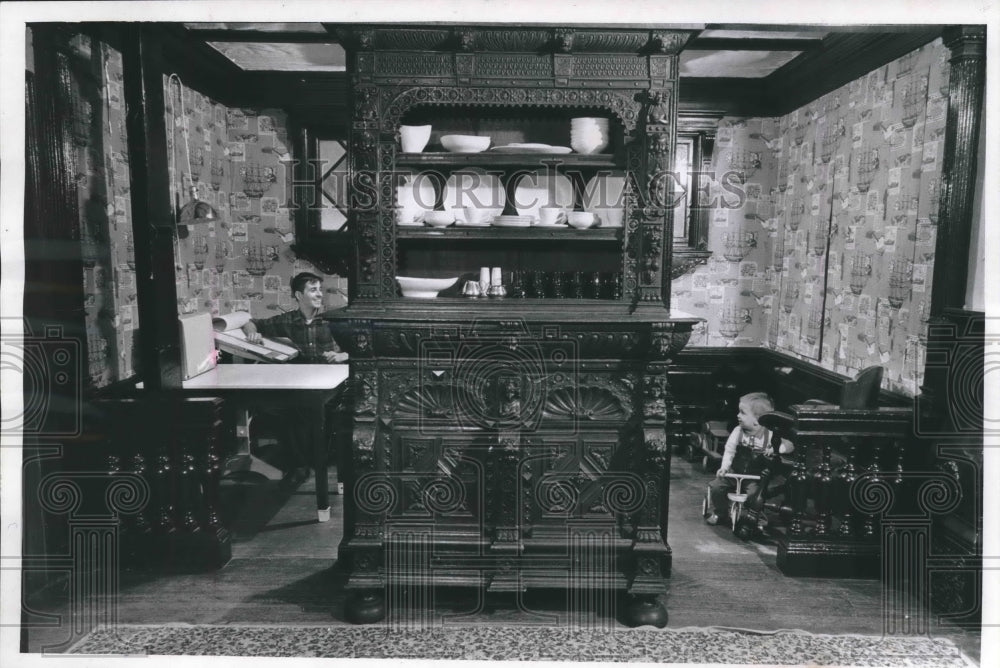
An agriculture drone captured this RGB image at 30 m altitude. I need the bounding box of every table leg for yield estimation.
[224,408,283,481]
[313,398,329,521]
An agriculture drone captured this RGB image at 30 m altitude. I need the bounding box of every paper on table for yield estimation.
[179,312,218,380]
[212,311,252,332]
[212,311,299,363]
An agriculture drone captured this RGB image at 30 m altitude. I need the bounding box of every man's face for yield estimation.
[295,280,324,312]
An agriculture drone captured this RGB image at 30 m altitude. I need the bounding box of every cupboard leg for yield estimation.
[624,594,667,628]
[345,590,386,624]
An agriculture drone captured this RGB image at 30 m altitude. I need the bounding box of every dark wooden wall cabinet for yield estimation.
[327,25,700,626]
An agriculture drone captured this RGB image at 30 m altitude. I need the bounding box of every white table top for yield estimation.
[139,364,349,391]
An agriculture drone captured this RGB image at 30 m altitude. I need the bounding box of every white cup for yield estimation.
[464,206,490,225]
[400,125,432,153]
[539,207,566,226]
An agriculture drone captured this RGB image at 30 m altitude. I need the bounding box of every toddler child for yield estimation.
[706,391,793,526]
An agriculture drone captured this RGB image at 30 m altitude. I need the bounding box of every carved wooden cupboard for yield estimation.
[326,25,700,626]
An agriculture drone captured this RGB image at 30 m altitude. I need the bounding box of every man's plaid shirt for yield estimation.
[252,309,340,364]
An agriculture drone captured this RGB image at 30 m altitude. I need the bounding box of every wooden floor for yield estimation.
[23,453,982,662]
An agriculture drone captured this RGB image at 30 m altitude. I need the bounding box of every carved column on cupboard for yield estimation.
[329,25,699,627]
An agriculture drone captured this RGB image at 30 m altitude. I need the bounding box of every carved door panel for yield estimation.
[521,431,640,538]
[384,430,488,527]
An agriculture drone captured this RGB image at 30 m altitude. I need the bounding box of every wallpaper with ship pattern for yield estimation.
[672,37,949,396]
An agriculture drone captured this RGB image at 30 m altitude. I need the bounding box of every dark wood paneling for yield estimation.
[678,77,770,118]
[672,346,913,418]
[181,28,335,43]
[121,25,182,390]
[763,30,943,116]
[931,27,986,314]
[685,37,821,51]
[243,72,349,133]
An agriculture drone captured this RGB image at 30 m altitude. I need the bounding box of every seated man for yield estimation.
[242,272,348,482]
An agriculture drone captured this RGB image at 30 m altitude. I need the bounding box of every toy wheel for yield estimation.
[702,491,709,518]
[734,521,753,541]
[730,502,741,530]
[732,504,756,541]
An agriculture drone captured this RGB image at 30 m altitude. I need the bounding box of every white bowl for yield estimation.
[571,118,609,128]
[396,276,460,298]
[423,211,455,227]
[571,136,609,155]
[567,212,600,229]
[400,125,432,153]
[440,135,491,153]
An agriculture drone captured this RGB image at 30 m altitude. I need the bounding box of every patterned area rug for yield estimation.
[68,624,976,666]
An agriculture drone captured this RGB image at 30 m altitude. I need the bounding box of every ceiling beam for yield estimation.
[183,29,335,43]
[705,23,948,34]
[685,37,821,51]
[679,77,771,118]
[158,25,250,107]
[763,28,943,115]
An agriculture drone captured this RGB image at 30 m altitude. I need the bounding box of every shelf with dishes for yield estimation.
[395,167,628,231]
[396,225,621,241]
[397,115,618,162]
[395,152,618,168]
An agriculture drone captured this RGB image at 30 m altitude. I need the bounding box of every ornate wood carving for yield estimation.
[382,86,642,133]
[489,432,522,541]
[649,323,692,361]
[553,29,575,54]
[543,385,629,422]
[651,32,688,54]
[375,29,451,52]
[543,374,634,422]
[352,369,378,417]
[352,424,376,471]
[336,25,699,623]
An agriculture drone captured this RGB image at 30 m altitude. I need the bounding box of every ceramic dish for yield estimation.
[582,173,626,227]
[512,170,574,220]
[396,174,437,225]
[493,215,535,228]
[567,211,601,229]
[396,276,459,298]
[423,211,455,227]
[442,168,505,219]
[491,143,573,154]
[440,134,491,153]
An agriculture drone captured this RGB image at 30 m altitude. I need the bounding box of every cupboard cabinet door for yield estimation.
[521,432,640,535]
[374,431,488,527]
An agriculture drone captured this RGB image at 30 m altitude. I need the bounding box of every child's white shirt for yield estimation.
[719,426,794,471]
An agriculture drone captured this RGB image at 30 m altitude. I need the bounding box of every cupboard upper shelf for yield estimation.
[395,152,619,168]
[396,226,622,241]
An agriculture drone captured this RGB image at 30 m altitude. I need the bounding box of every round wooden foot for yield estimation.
[624,595,667,628]
[345,591,386,624]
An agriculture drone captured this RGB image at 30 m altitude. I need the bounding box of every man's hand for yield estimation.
[716,466,730,478]
[323,351,350,363]
[242,323,262,344]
